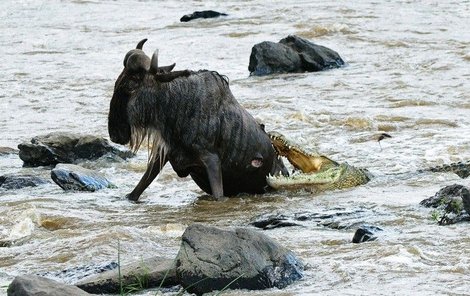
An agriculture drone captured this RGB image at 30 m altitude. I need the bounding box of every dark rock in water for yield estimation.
[420,184,470,225]
[428,161,470,179]
[176,224,303,295]
[249,35,344,76]
[248,41,302,76]
[76,257,177,294]
[51,164,114,192]
[251,208,373,231]
[0,174,49,190]
[250,214,301,230]
[352,225,383,243]
[37,262,118,285]
[7,275,91,296]
[180,10,227,22]
[18,132,133,167]
[0,147,18,155]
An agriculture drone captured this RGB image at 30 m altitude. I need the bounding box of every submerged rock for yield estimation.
[420,184,470,225]
[180,10,228,22]
[352,225,383,243]
[7,275,90,296]
[76,257,177,294]
[251,208,377,230]
[18,132,133,167]
[51,164,114,192]
[0,174,49,190]
[249,35,345,75]
[175,224,303,295]
[37,262,118,285]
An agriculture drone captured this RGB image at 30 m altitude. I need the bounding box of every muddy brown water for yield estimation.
[1,1,469,295]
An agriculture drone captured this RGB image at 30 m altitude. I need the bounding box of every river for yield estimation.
[1,0,469,295]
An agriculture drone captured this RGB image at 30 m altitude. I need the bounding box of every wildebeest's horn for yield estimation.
[149,49,159,74]
[136,38,147,49]
[158,63,176,73]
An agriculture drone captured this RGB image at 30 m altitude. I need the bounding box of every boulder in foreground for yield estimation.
[175,224,303,295]
[76,257,177,294]
[8,275,90,296]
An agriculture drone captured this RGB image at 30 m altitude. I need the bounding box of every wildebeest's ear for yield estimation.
[158,63,176,73]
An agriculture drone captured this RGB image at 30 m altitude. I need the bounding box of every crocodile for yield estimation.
[267,131,469,191]
[267,131,371,191]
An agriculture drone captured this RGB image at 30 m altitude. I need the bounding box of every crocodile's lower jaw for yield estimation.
[267,164,371,191]
[267,167,343,190]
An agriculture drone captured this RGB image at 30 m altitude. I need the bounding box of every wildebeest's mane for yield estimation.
[196,70,229,85]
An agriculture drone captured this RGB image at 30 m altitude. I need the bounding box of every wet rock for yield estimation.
[352,225,382,243]
[37,262,118,285]
[420,184,470,225]
[427,161,470,179]
[176,224,303,295]
[180,10,228,22]
[251,208,372,230]
[76,257,177,294]
[18,132,133,167]
[0,174,49,190]
[0,147,18,155]
[51,164,114,192]
[7,275,91,296]
[249,35,345,76]
[250,214,301,230]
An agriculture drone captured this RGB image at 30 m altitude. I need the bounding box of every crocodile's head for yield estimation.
[267,131,371,191]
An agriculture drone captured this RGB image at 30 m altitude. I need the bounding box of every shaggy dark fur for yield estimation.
[109,39,287,201]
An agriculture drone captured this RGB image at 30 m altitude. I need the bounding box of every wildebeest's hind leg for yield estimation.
[200,153,224,199]
[126,158,168,201]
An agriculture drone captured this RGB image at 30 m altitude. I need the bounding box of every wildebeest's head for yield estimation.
[108,39,177,145]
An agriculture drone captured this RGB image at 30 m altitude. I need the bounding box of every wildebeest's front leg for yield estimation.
[200,153,224,199]
[126,158,168,201]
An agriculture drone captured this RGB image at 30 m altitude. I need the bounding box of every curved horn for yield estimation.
[149,49,159,74]
[136,38,147,49]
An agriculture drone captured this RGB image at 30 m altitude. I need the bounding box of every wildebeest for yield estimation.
[108,39,287,201]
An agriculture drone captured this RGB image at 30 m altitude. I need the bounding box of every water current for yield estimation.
[1,0,469,295]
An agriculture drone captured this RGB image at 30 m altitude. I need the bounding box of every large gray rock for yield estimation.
[76,257,177,294]
[0,175,49,190]
[51,164,114,192]
[249,35,344,75]
[7,275,90,296]
[176,224,303,295]
[18,132,133,167]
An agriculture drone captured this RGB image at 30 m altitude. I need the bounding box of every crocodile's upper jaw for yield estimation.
[269,131,338,173]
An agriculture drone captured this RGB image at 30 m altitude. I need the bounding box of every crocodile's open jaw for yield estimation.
[267,131,370,191]
[269,131,338,173]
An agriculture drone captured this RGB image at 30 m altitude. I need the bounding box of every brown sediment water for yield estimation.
[0,1,469,295]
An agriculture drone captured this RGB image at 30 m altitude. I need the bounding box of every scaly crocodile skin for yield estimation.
[267,131,371,191]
